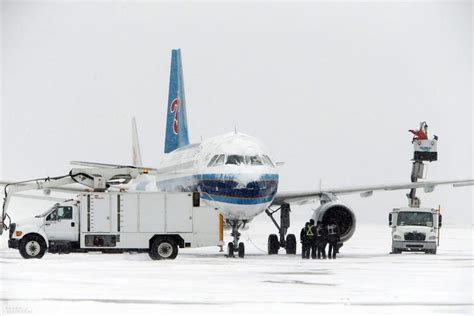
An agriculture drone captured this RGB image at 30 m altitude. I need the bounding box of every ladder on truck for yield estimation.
[0,167,152,235]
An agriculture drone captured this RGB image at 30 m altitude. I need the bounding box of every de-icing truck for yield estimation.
[2,168,220,260]
[389,123,442,254]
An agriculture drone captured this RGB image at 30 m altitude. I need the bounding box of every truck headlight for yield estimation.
[428,235,436,240]
[393,234,402,239]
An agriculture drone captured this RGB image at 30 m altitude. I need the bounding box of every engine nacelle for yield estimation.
[312,201,356,243]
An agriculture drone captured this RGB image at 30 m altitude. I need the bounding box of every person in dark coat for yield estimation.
[309,219,317,259]
[316,221,327,259]
[300,222,310,259]
[327,222,340,259]
[300,222,312,259]
[313,221,321,259]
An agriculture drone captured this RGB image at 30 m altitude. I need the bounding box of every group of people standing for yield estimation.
[300,219,340,259]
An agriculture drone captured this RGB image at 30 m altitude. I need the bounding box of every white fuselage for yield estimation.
[132,133,279,221]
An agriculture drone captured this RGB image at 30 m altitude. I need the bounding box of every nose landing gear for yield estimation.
[227,220,246,258]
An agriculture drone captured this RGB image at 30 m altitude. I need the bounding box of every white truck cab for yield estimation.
[8,191,219,260]
[389,207,442,254]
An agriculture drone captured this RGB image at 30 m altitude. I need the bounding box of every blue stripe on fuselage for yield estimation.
[201,193,274,205]
[155,173,279,205]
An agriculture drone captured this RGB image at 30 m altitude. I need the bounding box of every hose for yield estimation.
[245,233,268,254]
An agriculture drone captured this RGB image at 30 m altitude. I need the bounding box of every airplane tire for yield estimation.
[149,238,178,260]
[285,234,297,255]
[268,234,279,255]
[238,242,245,258]
[19,235,46,259]
[228,242,235,257]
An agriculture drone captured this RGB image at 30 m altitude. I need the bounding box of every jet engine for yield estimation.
[312,200,356,243]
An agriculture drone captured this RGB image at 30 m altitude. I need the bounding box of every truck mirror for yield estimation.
[439,214,442,228]
[388,213,392,226]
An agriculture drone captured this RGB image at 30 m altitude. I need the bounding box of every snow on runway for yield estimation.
[1,214,472,316]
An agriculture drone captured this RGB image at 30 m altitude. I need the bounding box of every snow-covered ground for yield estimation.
[1,208,472,316]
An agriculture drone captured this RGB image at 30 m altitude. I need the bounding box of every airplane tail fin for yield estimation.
[164,49,190,153]
[132,117,143,166]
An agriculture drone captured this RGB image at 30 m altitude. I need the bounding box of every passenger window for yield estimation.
[226,155,245,165]
[57,207,73,220]
[47,207,72,221]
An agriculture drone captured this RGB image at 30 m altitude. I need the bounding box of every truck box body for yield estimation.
[8,191,220,259]
[79,192,219,249]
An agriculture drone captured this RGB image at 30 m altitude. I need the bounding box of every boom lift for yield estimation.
[407,121,438,207]
[1,167,148,235]
[389,122,441,254]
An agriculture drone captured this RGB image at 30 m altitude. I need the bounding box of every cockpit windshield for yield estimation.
[246,156,263,165]
[226,155,246,165]
[207,154,274,167]
[397,212,433,227]
[262,155,275,167]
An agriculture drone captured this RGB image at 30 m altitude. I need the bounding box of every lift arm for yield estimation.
[1,167,146,235]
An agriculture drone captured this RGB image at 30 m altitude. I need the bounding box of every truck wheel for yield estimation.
[19,235,46,259]
[238,242,245,258]
[285,234,297,255]
[268,234,279,255]
[149,238,178,260]
[391,247,401,254]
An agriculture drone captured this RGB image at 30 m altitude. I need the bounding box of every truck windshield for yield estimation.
[397,212,433,227]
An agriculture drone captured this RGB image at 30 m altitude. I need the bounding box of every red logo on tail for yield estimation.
[170,97,180,135]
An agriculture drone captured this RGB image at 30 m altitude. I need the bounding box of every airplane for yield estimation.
[2,49,473,258]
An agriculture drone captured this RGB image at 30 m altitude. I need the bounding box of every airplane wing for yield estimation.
[272,179,474,206]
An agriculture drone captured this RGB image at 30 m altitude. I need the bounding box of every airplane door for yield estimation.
[44,206,78,241]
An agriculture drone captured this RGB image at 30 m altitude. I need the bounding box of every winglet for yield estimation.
[132,117,143,166]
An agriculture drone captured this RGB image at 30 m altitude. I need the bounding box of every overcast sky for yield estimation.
[1,1,472,224]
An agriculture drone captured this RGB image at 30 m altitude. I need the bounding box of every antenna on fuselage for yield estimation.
[234,124,237,134]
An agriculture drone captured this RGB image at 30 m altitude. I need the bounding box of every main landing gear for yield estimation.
[265,203,297,255]
[227,220,246,258]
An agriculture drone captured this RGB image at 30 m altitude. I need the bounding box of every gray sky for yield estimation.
[1,1,472,224]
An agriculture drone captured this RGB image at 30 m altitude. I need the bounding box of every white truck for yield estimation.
[7,191,219,260]
[389,207,442,254]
